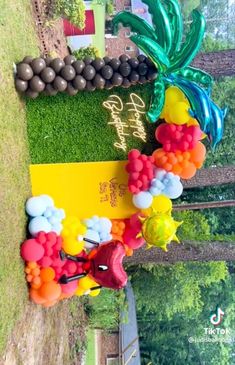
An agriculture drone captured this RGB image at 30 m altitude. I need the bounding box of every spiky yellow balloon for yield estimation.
[138,212,182,251]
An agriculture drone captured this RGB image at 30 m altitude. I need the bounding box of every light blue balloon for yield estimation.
[133,191,153,209]
[52,223,63,234]
[48,215,59,225]
[99,217,112,232]
[84,229,100,249]
[93,223,101,232]
[149,187,161,196]
[26,197,47,217]
[163,180,183,199]
[40,194,54,208]
[43,207,53,218]
[155,169,166,180]
[28,216,51,236]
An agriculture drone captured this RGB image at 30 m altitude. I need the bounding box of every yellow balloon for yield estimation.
[165,86,185,105]
[141,195,172,216]
[78,276,98,290]
[62,216,86,238]
[169,101,190,125]
[75,287,85,296]
[62,237,84,255]
[89,288,101,297]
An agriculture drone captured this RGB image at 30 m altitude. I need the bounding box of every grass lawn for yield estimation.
[26,83,157,163]
[0,0,39,354]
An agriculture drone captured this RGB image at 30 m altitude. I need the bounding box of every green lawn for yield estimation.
[26,83,156,163]
[0,0,39,354]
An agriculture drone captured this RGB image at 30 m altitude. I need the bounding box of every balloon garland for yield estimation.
[17,0,228,306]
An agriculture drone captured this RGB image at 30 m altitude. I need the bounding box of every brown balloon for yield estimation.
[15,78,28,92]
[147,69,158,81]
[109,58,121,71]
[31,58,46,74]
[119,54,129,63]
[60,65,76,81]
[66,82,78,96]
[85,81,96,92]
[138,54,146,63]
[84,56,94,65]
[64,55,76,65]
[17,63,33,81]
[111,72,123,86]
[92,58,105,71]
[101,65,113,80]
[73,60,85,74]
[119,62,131,77]
[53,76,68,92]
[45,57,53,66]
[103,56,111,64]
[25,89,39,99]
[50,58,65,73]
[139,76,147,84]
[40,67,56,83]
[73,75,86,90]
[29,76,45,92]
[146,57,155,68]
[82,65,96,81]
[22,56,33,64]
[93,74,105,89]
[128,58,139,69]
[138,62,148,76]
[122,78,131,89]
[44,84,58,96]
[104,80,113,90]
[129,70,139,83]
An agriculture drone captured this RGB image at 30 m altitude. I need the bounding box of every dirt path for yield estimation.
[0,299,87,365]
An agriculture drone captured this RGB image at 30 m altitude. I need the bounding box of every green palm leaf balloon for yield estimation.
[163,0,183,58]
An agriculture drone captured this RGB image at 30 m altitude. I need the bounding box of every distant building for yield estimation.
[105,0,153,58]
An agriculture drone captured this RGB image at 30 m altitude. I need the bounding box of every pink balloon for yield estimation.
[123,227,145,249]
[61,280,78,294]
[21,239,45,261]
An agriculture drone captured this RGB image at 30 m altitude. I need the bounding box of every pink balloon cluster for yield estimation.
[123,213,145,249]
[155,123,203,152]
[126,149,155,194]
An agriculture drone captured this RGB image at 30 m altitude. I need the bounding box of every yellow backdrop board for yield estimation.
[30,161,136,219]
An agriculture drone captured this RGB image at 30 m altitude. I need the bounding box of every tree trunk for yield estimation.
[173,200,235,211]
[182,165,235,189]
[125,242,235,264]
[191,49,235,78]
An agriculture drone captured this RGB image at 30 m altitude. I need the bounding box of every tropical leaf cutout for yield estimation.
[164,0,183,57]
[112,11,158,42]
[147,75,165,123]
[168,9,206,73]
[142,0,172,54]
[176,67,213,89]
[130,34,170,72]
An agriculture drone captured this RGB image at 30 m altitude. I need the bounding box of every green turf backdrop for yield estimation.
[26,83,160,164]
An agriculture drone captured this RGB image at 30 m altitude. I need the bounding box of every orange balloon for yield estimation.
[32,276,42,286]
[26,274,33,283]
[180,163,197,179]
[40,267,55,282]
[25,267,31,274]
[29,288,46,304]
[42,300,58,308]
[27,262,37,269]
[39,281,62,301]
[190,141,206,164]
[171,164,182,175]
[31,267,40,277]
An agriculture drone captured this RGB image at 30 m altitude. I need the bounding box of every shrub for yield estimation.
[54,0,86,29]
[72,45,100,60]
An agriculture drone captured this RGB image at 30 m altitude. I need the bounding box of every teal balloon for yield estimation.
[164,0,183,57]
[112,11,158,42]
[176,67,213,89]
[165,74,211,132]
[209,102,227,150]
[142,0,172,53]
[168,10,206,73]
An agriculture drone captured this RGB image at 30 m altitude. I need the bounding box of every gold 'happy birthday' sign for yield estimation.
[102,93,147,152]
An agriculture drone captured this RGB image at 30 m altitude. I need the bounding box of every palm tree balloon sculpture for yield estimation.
[112,0,227,149]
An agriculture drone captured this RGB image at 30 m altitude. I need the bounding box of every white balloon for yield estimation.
[133,191,153,209]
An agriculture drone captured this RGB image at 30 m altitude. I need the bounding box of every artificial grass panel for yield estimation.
[26,83,157,164]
